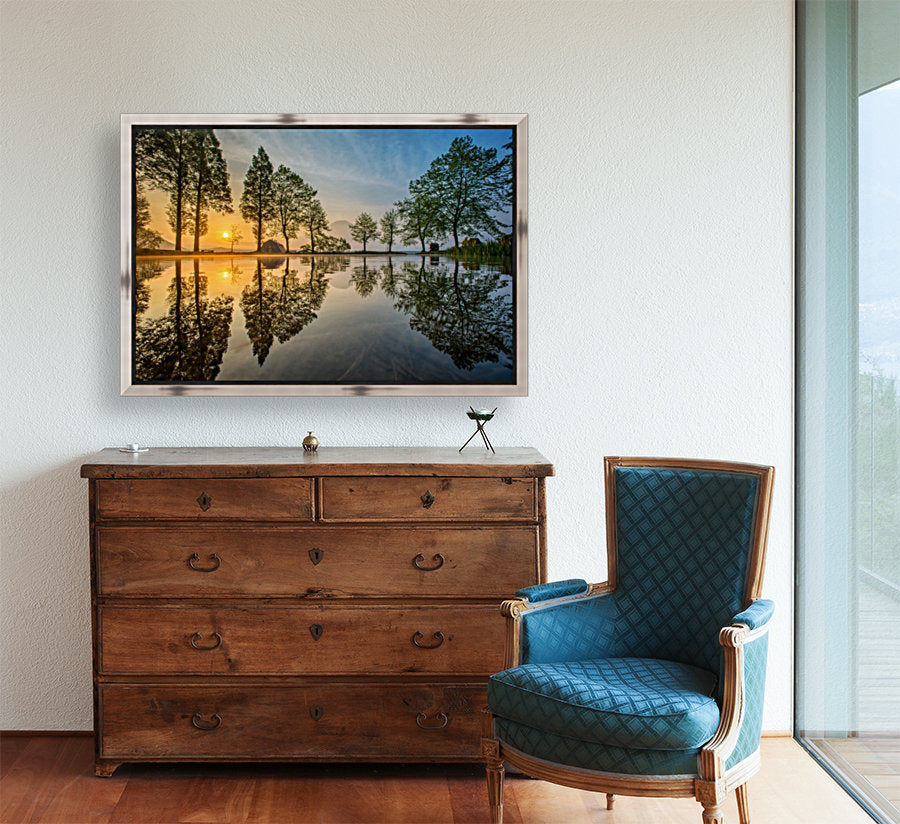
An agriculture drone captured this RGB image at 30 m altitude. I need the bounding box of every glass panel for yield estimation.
[797,2,900,822]
[857,74,900,733]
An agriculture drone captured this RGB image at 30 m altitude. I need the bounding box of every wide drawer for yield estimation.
[321,476,536,521]
[99,683,486,761]
[95,478,314,521]
[99,605,504,676]
[95,525,539,598]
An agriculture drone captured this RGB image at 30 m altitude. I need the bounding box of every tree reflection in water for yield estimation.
[393,257,513,372]
[380,258,401,299]
[135,259,164,316]
[240,259,278,364]
[350,258,379,298]
[133,253,509,382]
[240,256,331,366]
[135,258,234,381]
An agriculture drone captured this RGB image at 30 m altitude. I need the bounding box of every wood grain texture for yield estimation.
[81,447,555,479]
[0,736,873,824]
[98,604,505,676]
[99,684,487,761]
[85,447,550,773]
[321,476,536,522]
[96,524,540,599]
[0,736,31,779]
[95,478,314,521]
[809,737,900,819]
[0,736,126,824]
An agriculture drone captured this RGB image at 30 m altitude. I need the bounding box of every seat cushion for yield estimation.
[488,657,719,751]
[494,717,703,777]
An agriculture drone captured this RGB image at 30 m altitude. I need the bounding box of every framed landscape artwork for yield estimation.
[120,114,527,396]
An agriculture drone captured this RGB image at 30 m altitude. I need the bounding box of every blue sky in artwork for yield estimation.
[218,126,513,224]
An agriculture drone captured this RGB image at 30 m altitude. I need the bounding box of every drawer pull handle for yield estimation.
[413,553,445,571]
[416,712,448,730]
[190,631,222,650]
[191,713,221,730]
[420,490,435,509]
[196,492,212,511]
[412,630,445,649]
[188,553,221,572]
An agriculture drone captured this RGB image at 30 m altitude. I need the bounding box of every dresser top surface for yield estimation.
[80,446,554,479]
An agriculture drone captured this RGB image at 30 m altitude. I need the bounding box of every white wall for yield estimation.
[0,0,794,732]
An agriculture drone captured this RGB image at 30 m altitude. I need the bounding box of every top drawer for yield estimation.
[321,476,536,522]
[95,478,314,521]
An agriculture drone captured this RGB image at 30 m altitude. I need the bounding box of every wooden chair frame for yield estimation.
[482,457,775,824]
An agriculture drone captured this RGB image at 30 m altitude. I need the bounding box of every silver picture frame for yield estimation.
[120,113,527,396]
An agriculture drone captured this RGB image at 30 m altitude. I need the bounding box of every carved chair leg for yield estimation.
[700,801,725,824]
[697,777,726,824]
[486,762,505,824]
[606,793,615,810]
[736,782,750,824]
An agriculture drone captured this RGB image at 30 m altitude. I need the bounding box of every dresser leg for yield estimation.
[94,760,121,778]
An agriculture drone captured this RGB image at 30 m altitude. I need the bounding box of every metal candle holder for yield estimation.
[459,407,497,453]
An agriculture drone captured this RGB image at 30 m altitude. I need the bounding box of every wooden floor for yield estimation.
[0,735,873,824]
[810,737,900,823]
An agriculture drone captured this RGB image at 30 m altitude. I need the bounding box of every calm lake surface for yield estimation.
[133,254,514,384]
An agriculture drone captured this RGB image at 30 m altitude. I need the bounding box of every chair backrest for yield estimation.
[604,458,774,678]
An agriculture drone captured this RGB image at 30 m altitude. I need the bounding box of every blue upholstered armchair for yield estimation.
[482,458,775,824]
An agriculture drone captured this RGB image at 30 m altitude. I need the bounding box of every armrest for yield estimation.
[500,581,615,668]
[731,598,774,631]
[700,600,773,782]
[516,578,589,603]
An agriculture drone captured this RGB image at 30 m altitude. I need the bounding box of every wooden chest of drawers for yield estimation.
[81,447,552,776]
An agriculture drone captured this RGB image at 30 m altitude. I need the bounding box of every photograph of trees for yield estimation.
[127,120,523,392]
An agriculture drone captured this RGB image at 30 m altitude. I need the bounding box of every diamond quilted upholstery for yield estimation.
[612,467,759,677]
[488,463,772,785]
[726,631,769,769]
[489,657,719,750]
[520,591,618,664]
[494,717,702,776]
